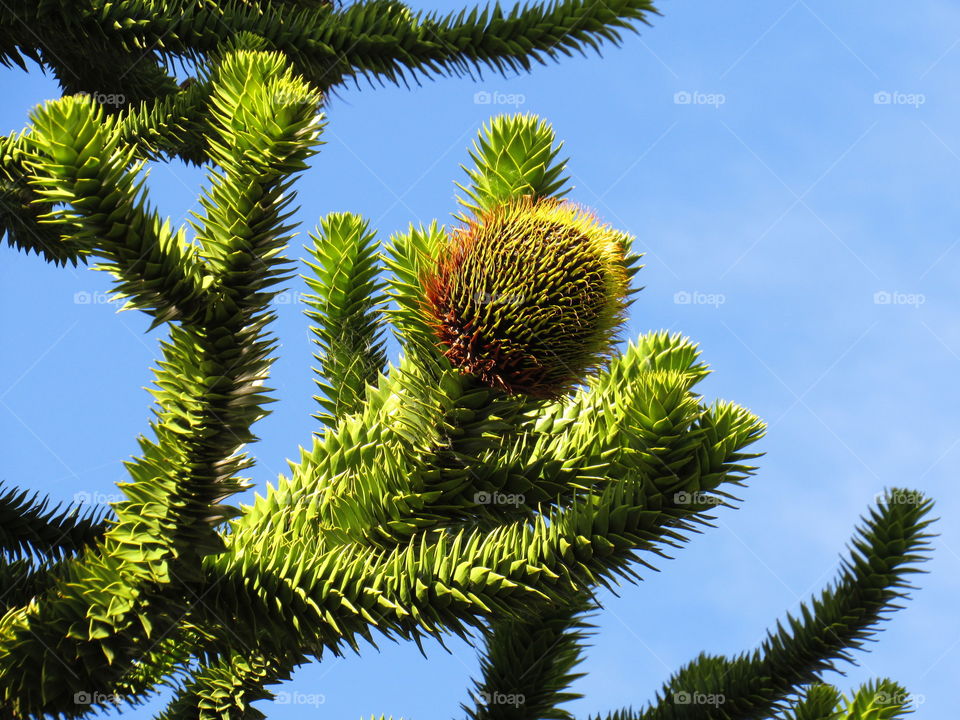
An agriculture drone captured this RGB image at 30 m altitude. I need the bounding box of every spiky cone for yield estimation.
[422,197,635,398]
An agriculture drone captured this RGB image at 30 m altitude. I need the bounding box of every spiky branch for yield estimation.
[0,2,936,719]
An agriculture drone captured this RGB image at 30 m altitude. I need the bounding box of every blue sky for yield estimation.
[2,0,959,717]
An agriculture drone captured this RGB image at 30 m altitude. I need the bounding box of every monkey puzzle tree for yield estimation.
[0,2,934,719]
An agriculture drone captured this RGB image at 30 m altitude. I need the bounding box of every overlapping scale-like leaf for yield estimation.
[304,213,388,426]
[0,49,323,717]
